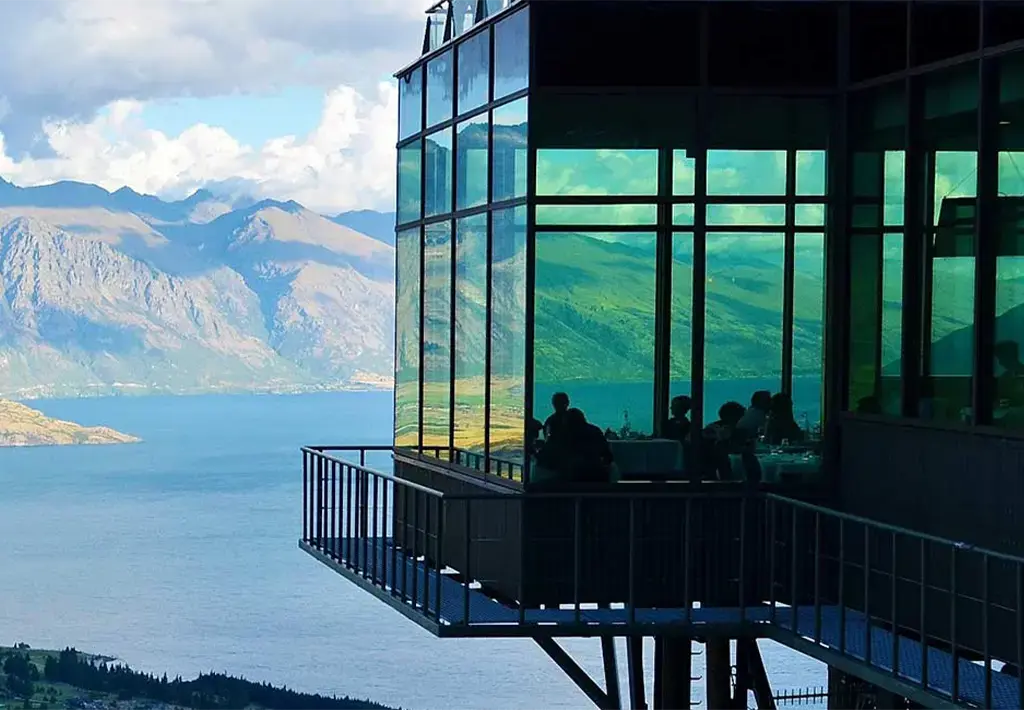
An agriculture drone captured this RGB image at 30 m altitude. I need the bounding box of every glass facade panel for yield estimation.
[456,115,489,210]
[793,233,825,431]
[395,227,421,448]
[669,232,694,430]
[493,98,528,202]
[426,51,454,128]
[490,206,527,462]
[921,65,978,423]
[536,204,658,226]
[703,233,784,425]
[534,231,657,438]
[847,84,906,415]
[707,150,787,196]
[455,214,488,453]
[423,222,452,451]
[995,54,1024,429]
[457,29,490,115]
[397,141,422,225]
[673,151,697,196]
[536,149,659,196]
[399,68,423,140]
[493,7,529,100]
[425,129,453,217]
[796,151,826,196]
[706,204,786,227]
[673,204,696,226]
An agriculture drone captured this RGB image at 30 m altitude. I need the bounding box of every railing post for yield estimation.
[891,531,899,679]
[769,498,776,623]
[791,505,799,634]
[317,453,325,547]
[464,497,472,626]
[573,496,582,625]
[838,517,846,655]
[302,450,308,543]
[684,497,692,623]
[740,496,747,620]
[864,525,872,666]
[984,554,992,709]
[372,475,380,583]
[813,511,821,643]
[951,544,959,703]
[411,488,421,606]
[423,488,431,614]
[401,485,409,603]
[345,464,353,568]
[382,477,390,592]
[920,538,928,690]
[1018,561,1023,708]
[628,496,636,625]
[435,495,444,622]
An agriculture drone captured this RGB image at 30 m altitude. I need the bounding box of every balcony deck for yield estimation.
[301,446,1024,709]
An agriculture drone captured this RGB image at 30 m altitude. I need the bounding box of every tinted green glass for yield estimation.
[493,98,528,202]
[455,214,487,453]
[426,51,453,128]
[490,206,527,465]
[425,129,453,217]
[395,227,421,448]
[397,142,422,225]
[423,222,452,451]
[536,149,659,196]
[534,232,657,437]
[456,115,489,210]
[399,68,423,140]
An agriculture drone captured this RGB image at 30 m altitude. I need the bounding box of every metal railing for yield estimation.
[414,444,525,482]
[301,448,1024,706]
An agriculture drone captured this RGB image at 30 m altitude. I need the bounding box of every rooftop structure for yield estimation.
[302,1,1024,707]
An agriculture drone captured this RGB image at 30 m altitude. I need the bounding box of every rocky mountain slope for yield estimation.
[0,180,395,399]
[0,399,139,446]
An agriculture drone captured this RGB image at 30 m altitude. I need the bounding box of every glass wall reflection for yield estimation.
[395,227,421,448]
[455,215,488,452]
[423,222,453,452]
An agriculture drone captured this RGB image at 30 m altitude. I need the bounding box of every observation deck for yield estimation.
[301,446,1024,710]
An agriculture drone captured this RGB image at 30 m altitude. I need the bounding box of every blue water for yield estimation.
[0,393,825,710]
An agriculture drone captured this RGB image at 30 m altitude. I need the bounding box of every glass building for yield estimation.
[303,3,1024,707]
[394,0,1024,491]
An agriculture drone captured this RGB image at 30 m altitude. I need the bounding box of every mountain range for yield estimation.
[0,178,396,399]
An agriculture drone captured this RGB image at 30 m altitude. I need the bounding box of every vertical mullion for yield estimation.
[902,73,925,419]
[973,46,998,427]
[654,146,673,434]
[691,4,710,444]
[783,149,797,396]
[522,7,537,485]
[448,45,459,462]
[483,22,495,469]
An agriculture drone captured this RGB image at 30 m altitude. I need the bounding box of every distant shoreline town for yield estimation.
[0,645,395,710]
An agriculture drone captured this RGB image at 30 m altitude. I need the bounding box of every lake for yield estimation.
[0,392,825,709]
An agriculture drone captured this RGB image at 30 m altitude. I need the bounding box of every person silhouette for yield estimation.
[544,392,571,440]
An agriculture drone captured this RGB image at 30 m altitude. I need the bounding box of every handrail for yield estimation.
[300,446,444,498]
[766,492,1024,566]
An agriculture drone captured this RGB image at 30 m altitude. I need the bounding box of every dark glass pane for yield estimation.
[920,64,978,423]
[457,29,490,115]
[425,129,453,217]
[911,1,979,67]
[397,141,422,225]
[423,222,452,451]
[847,233,904,415]
[492,98,528,202]
[493,7,529,99]
[455,214,487,453]
[395,227,421,448]
[456,115,489,210]
[994,53,1024,430]
[489,206,527,466]
[669,232,694,426]
[399,68,423,140]
[426,50,453,128]
[703,233,784,424]
[534,232,657,440]
[708,2,837,88]
[847,84,906,416]
[533,2,699,88]
[986,1,1024,47]
[793,233,825,432]
[850,2,907,83]
[536,149,659,196]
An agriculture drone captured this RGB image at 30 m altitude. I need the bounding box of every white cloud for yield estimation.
[0,82,399,214]
[0,0,422,156]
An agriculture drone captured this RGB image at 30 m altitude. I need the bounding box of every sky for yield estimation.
[0,0,425,214]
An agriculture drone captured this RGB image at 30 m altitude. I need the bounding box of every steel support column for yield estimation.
[705,639,732,710]
[535,637,617,710]
[627,637,648,710]
[657,637,693,710]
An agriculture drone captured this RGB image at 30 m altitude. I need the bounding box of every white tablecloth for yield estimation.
[755,452,821,483]
[609,439,684,477]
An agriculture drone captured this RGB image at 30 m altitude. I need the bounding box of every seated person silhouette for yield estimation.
[736,390,772,440]
[856,395,883,414]
[537,408,613,484]
[544,392,571,441]
[700,401,747,480]
[764,393,805,445]
[664,395,692,443]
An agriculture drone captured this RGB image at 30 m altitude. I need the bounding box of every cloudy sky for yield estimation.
[0,0,425,213]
